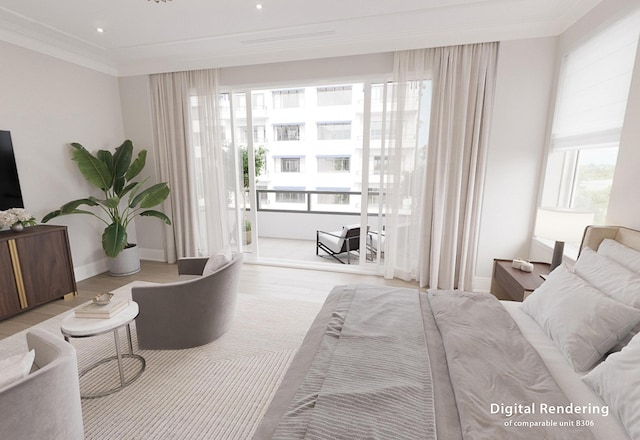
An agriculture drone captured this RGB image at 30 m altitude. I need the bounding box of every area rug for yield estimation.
[1,282,324,440]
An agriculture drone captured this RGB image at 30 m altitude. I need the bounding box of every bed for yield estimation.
[253,226,640,440]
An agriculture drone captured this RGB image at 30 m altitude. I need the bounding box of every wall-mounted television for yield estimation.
[0,130,25,210]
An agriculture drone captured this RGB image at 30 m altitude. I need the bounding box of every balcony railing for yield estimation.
[256,189,382,216]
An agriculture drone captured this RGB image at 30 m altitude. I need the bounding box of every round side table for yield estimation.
[61,300,146,399]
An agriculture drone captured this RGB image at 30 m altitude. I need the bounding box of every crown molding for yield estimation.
[0,0,603,77]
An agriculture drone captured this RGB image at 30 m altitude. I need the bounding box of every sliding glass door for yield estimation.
[215,79,431,271]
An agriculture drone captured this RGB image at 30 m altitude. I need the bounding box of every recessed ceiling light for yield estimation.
[96,28,104,33]
[256,4,263,10]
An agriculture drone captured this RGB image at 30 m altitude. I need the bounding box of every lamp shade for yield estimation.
[534,208,595,243]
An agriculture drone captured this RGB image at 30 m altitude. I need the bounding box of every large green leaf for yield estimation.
[139,210,172,225]
[88,196,120,210]
[42,198,100,223]
[130,183,170,209]
[96,150,114,183]
[119,182,139,199]
[60,198,99,213]
[125,150,147,181]
[112,140,133,181]
[102,222,128,258]
[42,208,96,223]
[71,143,112,191]
[113,176,126,196]
[126,177,149,205]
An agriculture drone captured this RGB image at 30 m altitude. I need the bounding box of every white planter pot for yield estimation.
[107,244,141,276]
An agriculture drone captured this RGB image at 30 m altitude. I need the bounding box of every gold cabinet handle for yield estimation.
[8,240,28,309]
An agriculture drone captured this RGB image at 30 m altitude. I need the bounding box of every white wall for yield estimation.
[608,26,640,230]
[474,37,557,289]
[0,40,125,280]
[118,75,169,261]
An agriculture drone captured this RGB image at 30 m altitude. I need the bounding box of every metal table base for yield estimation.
[64,323,146,399]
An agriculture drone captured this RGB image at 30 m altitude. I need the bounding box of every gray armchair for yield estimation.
[0,329,84,440]
[131,253,243,350]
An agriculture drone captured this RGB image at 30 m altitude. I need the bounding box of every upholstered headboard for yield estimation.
[580,225,640,254]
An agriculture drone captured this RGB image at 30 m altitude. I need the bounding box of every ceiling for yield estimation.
[0,0,601,77]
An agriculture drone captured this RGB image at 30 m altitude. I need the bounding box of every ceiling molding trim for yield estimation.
[114,21,559,77]
[0,27,117,76]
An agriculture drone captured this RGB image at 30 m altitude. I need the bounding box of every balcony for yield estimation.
[242,189,385,269]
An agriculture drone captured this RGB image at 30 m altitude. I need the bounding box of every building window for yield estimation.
[372,155,390,174]
[280,158,300,173]
[252,93,266,110]
[274,124,301,141]
[317,193,350,205]
[275,192,306,203]
[272,89,304,108]
[318,157,350,172]
[253,125,266,143]
[540,11,640,224]
[317,122,351,140]
[317,86,352,106]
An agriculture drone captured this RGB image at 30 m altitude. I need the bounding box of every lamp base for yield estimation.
[551,241,565,271]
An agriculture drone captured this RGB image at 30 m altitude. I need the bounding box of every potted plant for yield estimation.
[240,145,267,245]
[244,219,252,245]
[43,140,171,275]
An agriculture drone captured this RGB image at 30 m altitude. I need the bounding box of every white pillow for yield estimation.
[583,333,640,439]
[598,238,640,275]
[521,265,640,371]
[0,349,35,389]
[573,247,640,309]
[203,250,232,275]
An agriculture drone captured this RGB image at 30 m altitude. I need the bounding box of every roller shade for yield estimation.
[551,10,640,151]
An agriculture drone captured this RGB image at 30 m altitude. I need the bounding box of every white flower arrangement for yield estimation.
[0,208,37,229]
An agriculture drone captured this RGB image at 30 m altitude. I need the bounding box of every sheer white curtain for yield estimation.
[150,69,237,261]
[384,42,498,289]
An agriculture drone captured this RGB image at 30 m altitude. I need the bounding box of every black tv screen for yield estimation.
[0,130,24,210]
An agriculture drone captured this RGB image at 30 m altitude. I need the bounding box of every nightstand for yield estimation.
[490,259,550,302]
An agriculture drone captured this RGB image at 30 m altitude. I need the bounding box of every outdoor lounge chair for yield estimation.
[316,224,362,264]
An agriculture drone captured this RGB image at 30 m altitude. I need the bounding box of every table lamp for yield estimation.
[534,207,594,271]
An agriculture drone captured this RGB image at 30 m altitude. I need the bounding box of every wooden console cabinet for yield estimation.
[0,225,77,320]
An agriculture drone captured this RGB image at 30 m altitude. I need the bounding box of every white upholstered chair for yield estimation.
[316,224,363,264]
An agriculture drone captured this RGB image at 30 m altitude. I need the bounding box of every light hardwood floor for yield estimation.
[0,259,418,340]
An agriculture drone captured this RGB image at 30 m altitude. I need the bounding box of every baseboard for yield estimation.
[139,247,167,262]
[473,276,491,293]
[74,247,167,281]
[74,259,108,281]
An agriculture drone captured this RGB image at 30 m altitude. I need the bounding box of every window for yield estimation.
[253,125,266,143]
[317,86,352,106]
[272,89,304,108]
[280,158,300,173]
[274,124,301,141]
[317,122,351,140]
[540,11,640,224]
[317,156,350,172]
[317,193,350,205]
[252,93,266,110]
[372,155,389,174]
[275,191,306,203]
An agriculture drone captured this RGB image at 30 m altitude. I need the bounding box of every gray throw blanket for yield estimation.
[272,285,436,440]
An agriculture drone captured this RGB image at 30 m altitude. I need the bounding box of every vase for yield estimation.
[107,244,141,276]
[10,223,24,232]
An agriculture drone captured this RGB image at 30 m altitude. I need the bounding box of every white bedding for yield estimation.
[502,300,630,439]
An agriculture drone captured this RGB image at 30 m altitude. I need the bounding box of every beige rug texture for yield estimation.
[1,282,323,440]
